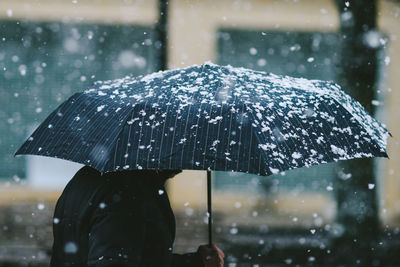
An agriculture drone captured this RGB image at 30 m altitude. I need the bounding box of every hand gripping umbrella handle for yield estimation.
[207,170,212,247]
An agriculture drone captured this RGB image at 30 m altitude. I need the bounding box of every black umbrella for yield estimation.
[16,62,390,245]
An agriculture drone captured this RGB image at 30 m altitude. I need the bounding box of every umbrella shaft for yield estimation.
[207,170,212,247]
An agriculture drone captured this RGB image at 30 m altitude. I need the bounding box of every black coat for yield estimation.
[50,166,203,267]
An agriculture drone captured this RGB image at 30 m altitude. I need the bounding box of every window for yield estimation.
[0,20,158,179]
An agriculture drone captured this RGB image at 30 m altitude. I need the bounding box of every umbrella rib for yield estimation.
[146,96,163,169]
[233,74,270,175]
[251,87,343,167]
[178,98,195,169]
[102,104,144,172]
[223,95,237,172]
[178,97,194,169]
[213,105,224,171]
[329,83,389,147]
[90,104,135,172]
[243,102,294,174]
[202,104,214,170]
[288,101,335,164]
[134,100,149,169]
[113,137,119,170]
[318,97,362,157]
[243,104,255,173]
[88,124,127,172]
[264,110,301,171]
[311,82,385,156]
[203,65,224,171]
[190,102,204,169]
[258,147,263,175]
[290,89,353,163]
[168,101,181,169]
[157,99,171,169]
[247,119,254,173]
[180,65,207,169]
[235,104,245,172]
[266,99,335,168]
[123,107,135,168]
[327,97,381,156]
[235,73,293,174]
[211,64,231,172]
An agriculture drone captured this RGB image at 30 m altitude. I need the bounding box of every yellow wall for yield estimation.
[378,1,400,225]
[168,0,338,68]
[0,0,157,24]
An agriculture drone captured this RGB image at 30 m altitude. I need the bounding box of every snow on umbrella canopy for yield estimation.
[16,62,390,175]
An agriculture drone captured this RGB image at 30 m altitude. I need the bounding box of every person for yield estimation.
[50,166,224,267]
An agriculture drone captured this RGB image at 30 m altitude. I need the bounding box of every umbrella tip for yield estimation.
[13,149,22,157]
[203,61,216,67]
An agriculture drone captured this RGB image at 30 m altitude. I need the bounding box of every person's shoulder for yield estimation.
[65,166,103,190]
[76,166,101,177]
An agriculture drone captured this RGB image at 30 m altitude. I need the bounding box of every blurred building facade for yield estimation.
[0,0,399,265]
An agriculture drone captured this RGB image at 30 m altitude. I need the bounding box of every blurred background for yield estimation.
[0,0,399,266]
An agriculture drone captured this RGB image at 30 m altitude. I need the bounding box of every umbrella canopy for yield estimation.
[16,62,389,175]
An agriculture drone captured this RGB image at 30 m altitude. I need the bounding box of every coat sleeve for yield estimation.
[87,193,146,267]
[171,252,204,267]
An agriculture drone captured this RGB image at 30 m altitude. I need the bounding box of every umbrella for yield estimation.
[15,62,390,245]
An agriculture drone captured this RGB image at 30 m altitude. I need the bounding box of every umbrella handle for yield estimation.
[207,170,212,247]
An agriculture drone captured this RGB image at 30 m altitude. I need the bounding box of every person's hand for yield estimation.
[197,243,224,267]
